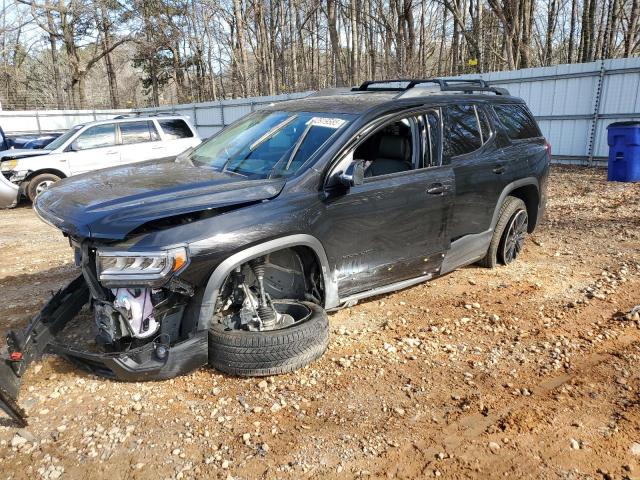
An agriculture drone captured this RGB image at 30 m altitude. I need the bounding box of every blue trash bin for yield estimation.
[607,121,640,182]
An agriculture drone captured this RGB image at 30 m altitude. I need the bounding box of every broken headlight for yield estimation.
[0,160,17,171]
[96,247,189,286]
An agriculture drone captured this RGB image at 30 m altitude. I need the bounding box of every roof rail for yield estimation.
[351,78,509,96]
[112,112,185,119]
[309,87,353,97]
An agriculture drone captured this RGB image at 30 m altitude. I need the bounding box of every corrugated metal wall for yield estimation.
[135,92,313,139]
[2,58,640,165]
[0,92,312,140]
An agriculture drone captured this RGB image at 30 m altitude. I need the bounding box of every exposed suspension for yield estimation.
[249,258,278,329]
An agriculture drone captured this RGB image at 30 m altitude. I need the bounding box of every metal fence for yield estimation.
[134,92,314,139]
[2,57,640,165]
[0,91,313,141]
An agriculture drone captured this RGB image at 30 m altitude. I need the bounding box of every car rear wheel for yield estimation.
[27,173,61,202]
[208,300,329,376]
[478,196,528,268]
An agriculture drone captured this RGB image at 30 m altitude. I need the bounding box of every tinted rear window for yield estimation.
[443,105,482,162]
[493,104,541,139]
[159,119,194,139]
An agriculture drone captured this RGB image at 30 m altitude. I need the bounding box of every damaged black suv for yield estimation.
[0,79,549,425]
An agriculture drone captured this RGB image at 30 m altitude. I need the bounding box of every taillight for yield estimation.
[544,140,551,163]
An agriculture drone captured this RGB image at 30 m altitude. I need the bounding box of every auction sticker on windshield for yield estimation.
[307,117,346,129]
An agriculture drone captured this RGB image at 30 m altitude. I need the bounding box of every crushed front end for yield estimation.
[0,238,208,425]
[0,141,290,425]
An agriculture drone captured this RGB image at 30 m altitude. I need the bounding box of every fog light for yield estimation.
[155,344,168,359]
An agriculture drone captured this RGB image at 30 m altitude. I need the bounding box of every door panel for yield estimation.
[448,147,507,238]
[118,121,162,165]
[161,139,192,157]
[320,168,454,297]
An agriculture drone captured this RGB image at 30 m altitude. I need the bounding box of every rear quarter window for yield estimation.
[120,121,159,144]
[443,105,483,162]
[159,119,194,140]
[493,104,541,140]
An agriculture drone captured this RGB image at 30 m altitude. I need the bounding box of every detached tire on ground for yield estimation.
[478,196,529,268]
[27,173,61,202]
[208,301,329,376]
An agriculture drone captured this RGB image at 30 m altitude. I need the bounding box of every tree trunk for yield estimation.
[45,7,64,109]
[98,7,119,108]
[327,0,344,86]
[438,6,446,75]
[544,0,557,65]
[568,0,578,62]
[232,0,250,96]
[624,0,639,56]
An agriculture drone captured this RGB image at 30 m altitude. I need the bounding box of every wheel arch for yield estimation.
[25,168,67,182]
[195,234,338,331]
[491,178,540,233]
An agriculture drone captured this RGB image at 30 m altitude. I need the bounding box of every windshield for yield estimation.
[45,125,83,151]
[187,111,353,178]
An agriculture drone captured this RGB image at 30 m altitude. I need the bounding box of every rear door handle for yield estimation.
[105,151,119,155]
[426,183,445,195]
[493,165,505,174]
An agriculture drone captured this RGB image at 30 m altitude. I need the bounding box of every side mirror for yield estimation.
[67,141,79,152]
[337,160,365,188]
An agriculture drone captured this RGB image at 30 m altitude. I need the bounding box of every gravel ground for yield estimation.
[0,166,639,479]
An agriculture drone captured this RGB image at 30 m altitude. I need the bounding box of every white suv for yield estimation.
[0,114,201,205]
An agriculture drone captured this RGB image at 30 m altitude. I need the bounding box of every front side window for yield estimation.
[493,104,541,140]
[159,119,194,140]
[354,117,415,178]
[120,121,159,145]
[74,124,116,151]
[443,105,483,162]
[187,111,352,179]
[46,125,83,151]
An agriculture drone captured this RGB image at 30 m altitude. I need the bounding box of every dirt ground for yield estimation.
[0,166,639,480]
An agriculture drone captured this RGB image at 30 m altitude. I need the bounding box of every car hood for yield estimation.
[0,149,51,160]
[34,160,286,239]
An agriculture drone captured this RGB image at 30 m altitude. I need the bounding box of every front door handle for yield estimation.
[493,165,505,174]
[426,183,445,195]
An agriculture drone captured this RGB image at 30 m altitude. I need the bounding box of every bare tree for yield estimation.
[0,0,638,110]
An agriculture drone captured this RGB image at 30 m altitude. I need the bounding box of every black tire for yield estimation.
[478,196,528,268]
[208,301,329,376]
[27,173,61,202]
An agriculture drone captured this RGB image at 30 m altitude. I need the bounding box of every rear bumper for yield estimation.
[0,174,18,208]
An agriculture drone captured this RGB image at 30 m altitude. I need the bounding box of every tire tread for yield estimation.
[208,302,329,376]
[478,196,527,268]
